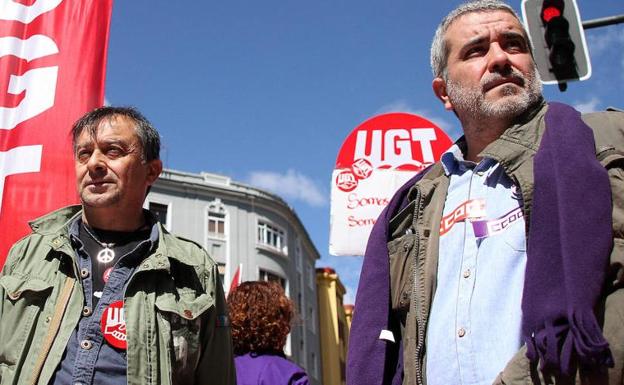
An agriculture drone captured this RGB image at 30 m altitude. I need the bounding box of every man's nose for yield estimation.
[86,150,106,173]
[486,43,512,73]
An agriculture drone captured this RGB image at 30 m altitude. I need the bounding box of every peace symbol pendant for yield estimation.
[97,247,115,263]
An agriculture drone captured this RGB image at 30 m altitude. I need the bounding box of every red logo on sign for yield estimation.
[336,170,358,192]
[352,158,373,180]
[101,300,127,350]
[335,113,453,172]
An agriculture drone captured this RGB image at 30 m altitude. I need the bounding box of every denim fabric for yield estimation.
[426,144,527,385]
[50,218,158,385]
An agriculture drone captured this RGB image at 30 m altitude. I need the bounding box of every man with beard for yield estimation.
[0,107,235,385]
[347,1,624,385]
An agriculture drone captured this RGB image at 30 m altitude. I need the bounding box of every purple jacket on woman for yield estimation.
[235,352,310,385]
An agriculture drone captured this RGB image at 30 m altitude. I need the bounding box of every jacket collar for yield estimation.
[29,205,82,236]
[480,101,548,174]
[143,223,204,271]
[28,205,199,270]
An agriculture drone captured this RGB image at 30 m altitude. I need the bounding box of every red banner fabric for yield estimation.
[0,0,113,264]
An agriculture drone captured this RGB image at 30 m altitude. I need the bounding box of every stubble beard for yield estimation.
[446,67,543,124]
[80,186,121,208]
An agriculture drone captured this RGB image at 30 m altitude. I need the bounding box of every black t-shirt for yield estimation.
[78,224,151,306]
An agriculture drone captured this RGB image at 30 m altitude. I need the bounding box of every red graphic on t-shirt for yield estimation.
[101,300,127,349]
[103,267,113,283]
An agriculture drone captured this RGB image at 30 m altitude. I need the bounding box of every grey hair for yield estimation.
[71,106,161,162]
[430,0,525,78]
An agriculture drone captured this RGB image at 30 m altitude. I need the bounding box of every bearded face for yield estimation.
[445,66,543,121]
[435,11,544,123]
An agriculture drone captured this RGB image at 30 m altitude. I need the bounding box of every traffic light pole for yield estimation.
[583,14,624,30]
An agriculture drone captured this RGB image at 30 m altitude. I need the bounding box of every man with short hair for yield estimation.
[347,1,624,384]
[0,107,235,385]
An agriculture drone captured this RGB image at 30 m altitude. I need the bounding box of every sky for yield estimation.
[105,0,624,304]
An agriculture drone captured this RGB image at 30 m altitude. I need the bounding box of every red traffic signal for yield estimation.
[539,0,579,90]
[522,0,592,90]
[541,0,563,22]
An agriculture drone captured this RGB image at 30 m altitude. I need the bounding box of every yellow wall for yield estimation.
[316,269,350,385]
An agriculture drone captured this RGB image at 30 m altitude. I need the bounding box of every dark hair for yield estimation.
[227,281,295,355]
[71,106,161,162]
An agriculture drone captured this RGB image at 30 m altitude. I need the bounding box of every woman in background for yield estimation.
[227,281,310,385]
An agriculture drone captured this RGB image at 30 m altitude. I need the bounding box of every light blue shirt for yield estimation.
[425,144,527,385]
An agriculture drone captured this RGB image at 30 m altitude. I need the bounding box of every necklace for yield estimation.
[82,224,115,263]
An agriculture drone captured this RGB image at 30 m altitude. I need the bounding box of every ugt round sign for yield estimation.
[329,113,453,256]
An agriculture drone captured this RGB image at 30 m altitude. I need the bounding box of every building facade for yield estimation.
[344,304,354,331]
[145,169,322,384]
[316,267,350,385]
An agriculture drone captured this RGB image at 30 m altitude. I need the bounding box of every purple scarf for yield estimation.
[523,102,613,373]
[347,102,613,385]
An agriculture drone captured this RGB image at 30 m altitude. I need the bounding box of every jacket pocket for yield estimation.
[388,233,415,312]
[0,275,53,368]
[154,290,214,382]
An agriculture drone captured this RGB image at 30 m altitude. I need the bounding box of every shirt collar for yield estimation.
[441,143,465,176]
[441,141,498,177]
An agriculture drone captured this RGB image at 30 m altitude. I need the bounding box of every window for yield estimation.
[295,239,302,272]
[307,261,315,288]
[206,198,227,240]
[217,263,226,285]
[205,200,228,259]
[310,352,318,378]
[207,211,225,237]
[308,306,316,333]
[209,243,224,260]
[259,268,286,289]
[149,202,169,227]
[257,221,286,253]
[299,331,307,369]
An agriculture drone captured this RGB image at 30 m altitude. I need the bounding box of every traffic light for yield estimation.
[521,0,591,91]
[541,0,578,84]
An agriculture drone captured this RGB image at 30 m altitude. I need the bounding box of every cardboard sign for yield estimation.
[329,113,453,256]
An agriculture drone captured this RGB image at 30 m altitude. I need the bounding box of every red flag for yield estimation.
[0,0,113,263]
[229,264,242,292]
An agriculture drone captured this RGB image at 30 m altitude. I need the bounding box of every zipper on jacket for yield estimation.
[510,175,530,238]
[410,187,426,385]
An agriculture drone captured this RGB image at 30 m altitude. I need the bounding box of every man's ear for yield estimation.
[146,159,163,185]
[432,77,453,111]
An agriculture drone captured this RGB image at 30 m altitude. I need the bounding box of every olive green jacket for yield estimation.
[388,103,624,385]
[0,205,236,385]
